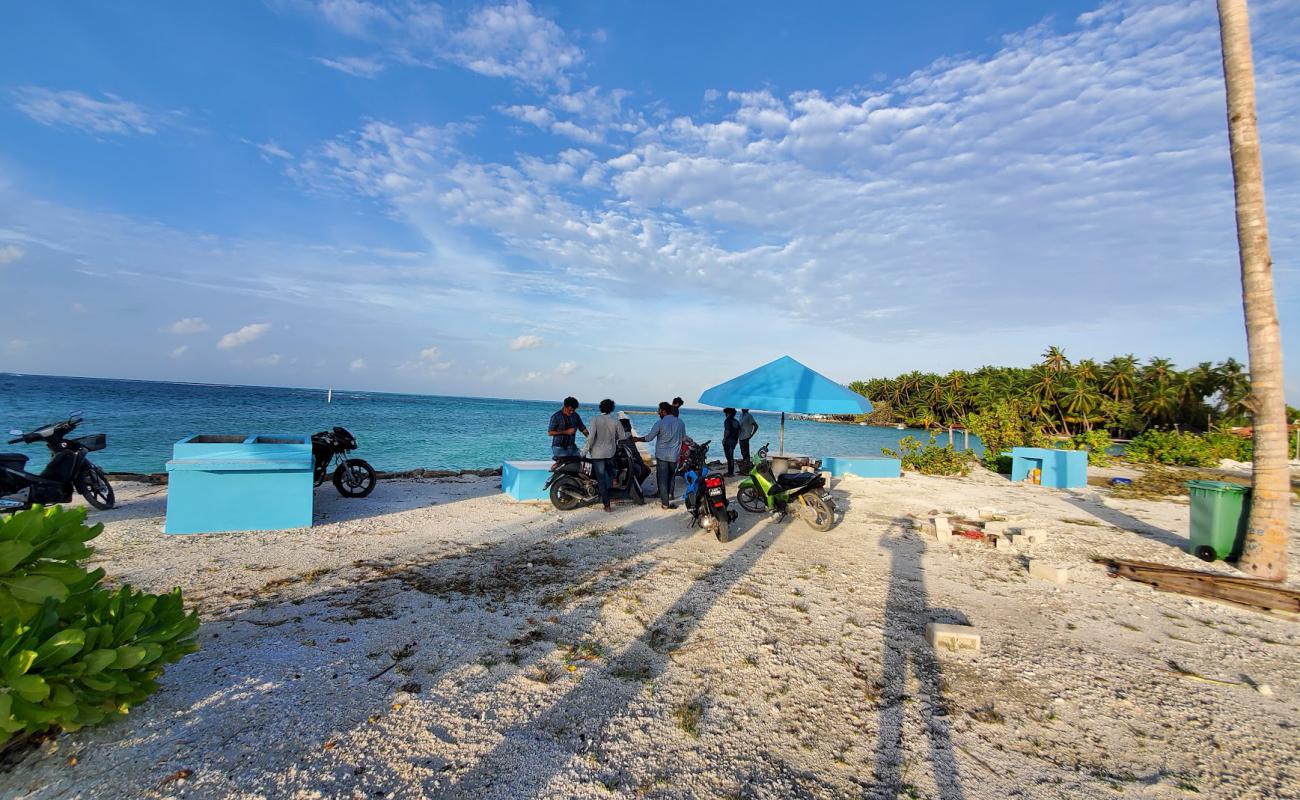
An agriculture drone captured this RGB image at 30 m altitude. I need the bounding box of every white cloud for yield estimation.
[170,345,189,359]
[308,0,1300,337]
[303,0,582,89]
[12,87,162,135]
[254,353,283,366]
[510,334,543,350]
[217,322,271,349]
[5,339,30,354]
[350,357,367,372]
[519,370,542,382]
[419,346,441,360]
[316,55,386,78]
[555,361,577,376]
[246,139,292,160]
[168,317,209,334]
[0,244,23,266]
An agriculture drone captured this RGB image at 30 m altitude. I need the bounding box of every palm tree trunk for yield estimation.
[1217,0,1288,580]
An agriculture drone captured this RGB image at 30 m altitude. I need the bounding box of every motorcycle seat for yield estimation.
[0,453,29,470]
[776,472,818,488]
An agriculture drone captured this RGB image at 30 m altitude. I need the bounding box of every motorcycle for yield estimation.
[679,439,737,542]
[311,426,377,497]
[1,414,115,511]
[546,437,649,510]
[735,443,836,531]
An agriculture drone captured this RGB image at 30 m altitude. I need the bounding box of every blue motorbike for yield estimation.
[679,440,737,542]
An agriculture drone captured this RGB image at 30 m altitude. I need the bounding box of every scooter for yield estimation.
[546,437,648,510]
[310,426,377,497]
[679,439,737,542]
[735,443,836,531]
[1,414,115,511]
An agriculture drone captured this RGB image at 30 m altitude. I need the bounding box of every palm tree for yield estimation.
[1102,355,1139,401]
[1041,346,1070,374]
[1143,357,1175,386]
[1217,0,1288,579]
[1058,378,1102,432]
[1138,382,1180,427]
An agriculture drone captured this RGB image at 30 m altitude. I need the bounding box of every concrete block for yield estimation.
[931,515,951,533]
[978,508,999,521]
[1028,561,1069,585]
[936,527,953,544]
[926,623,980,652]
[820,471,833,488]
[1018,529,1048,545]
[983,520,1010,535]
[994,535,1014,552]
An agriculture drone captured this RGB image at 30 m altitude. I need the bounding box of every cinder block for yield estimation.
[931,515,951,532]
[1028,561,1069,585]
[936,527,953,544]
[820,471,833,488]
[926,623,980,652]
[994,535,1014,551]
[978,508,999,521]
[1018,529,1048,545]
[984,521,1010,535]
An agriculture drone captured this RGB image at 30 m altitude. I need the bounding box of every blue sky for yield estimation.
[1,0,1298,404]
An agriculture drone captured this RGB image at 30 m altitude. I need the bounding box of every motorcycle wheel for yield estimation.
[549,476,586,511]
[714,512,731,543]
[736,485,765,513]
[797,493,834,532]
[75,464,116,510]
[333,458,377,498]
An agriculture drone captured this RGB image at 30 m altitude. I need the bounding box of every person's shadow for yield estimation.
[873,525,966,799]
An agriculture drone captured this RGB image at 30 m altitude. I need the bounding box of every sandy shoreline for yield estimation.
[5,469,1299,799]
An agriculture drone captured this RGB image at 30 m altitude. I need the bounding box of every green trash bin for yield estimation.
[1186,480,1250,562]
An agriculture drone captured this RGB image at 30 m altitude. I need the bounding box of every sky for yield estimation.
[1,0,1298,405]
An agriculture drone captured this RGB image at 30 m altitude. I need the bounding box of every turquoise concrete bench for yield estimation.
[821,455,902,479]
[1010,447,1087,489]
[165,434,314,534]
[502,460,555,501]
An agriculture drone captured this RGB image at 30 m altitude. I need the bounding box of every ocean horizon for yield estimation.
[0,373,983,474]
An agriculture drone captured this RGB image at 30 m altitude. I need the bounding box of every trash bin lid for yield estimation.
[1185,479,1249,493]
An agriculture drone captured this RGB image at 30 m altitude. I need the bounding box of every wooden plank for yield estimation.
[1102,558,1300,618]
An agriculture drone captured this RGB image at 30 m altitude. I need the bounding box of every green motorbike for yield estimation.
[735,443,836,531]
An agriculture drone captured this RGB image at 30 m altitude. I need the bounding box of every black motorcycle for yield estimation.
[311,426,376,497]
[679,440,738,542]
[1,414,115,511]
[546,437,649,510]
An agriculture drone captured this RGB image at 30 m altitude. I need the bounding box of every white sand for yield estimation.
[6,470,1299,799]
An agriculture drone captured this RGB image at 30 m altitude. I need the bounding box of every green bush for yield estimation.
[0,506,199,747]
[1069,430,1113,466]
[1204,430,1252,462]
[1124,430,1219,467]
[883,436,976,476]
[964,402,1034,469]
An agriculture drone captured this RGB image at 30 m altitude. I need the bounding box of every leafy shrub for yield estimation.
[1204,430,1252,462]
[1124,430,1218,467]
[883,436,975,476]
[0,506,199,748]
[1069,430,1113,466]
[964,402,1034,469]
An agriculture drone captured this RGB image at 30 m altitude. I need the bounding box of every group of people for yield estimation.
[547,396,758,513]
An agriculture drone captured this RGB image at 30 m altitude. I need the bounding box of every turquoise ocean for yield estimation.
[0,374,982,474]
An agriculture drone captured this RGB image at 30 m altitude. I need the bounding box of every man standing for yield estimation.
[671,397,684,416]
[636,401,686,509]
[738,408,759,463]
[722,407,741,476]
[548,396,588,459]
[582,399,626,512]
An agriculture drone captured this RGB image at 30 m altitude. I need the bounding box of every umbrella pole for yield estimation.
[779,412,785,455]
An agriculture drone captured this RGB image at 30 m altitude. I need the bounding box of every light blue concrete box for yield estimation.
[822,456,902,479]
[1010,447,1088,489]
[165,434,314,534]
[502,460,554,501]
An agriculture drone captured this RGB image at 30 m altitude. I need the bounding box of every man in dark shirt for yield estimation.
[548,396,588,459]
[722,407,741,476]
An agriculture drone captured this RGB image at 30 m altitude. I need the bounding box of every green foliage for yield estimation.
[1069,430,1113,466]
[1124,430,1220,467]
[853,349,1252,439]
[0,506,199,747]
[964,401,1034,469]
[882,436,975,476]
[1203,430,1252,462]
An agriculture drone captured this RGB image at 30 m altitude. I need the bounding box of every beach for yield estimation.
[6,469,1298,799]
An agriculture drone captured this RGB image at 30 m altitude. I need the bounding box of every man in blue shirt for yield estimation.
[635,401,686,509]
[548,396,588,459]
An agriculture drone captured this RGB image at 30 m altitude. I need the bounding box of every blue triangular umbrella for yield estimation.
[698,356,872,453]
